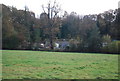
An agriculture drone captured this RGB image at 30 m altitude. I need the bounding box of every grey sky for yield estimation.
[1,0,119,17]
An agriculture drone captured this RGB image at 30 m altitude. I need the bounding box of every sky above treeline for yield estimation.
[1,0,120,17]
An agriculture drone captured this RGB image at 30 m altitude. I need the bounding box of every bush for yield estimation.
[101,41,120,54]
[2,34,22,49]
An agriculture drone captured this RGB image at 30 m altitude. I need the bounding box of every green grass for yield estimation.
[2,50,119,79]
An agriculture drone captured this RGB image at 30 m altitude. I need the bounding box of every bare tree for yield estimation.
[40,0,61,49]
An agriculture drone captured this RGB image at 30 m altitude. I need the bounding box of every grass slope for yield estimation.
[2,50,119,79]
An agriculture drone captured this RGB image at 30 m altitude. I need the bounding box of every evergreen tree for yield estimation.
[86,26,102,52]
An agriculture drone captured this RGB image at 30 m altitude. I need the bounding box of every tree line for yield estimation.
[2,4,120,53]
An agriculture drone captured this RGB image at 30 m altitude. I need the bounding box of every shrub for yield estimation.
[101,41,120,54]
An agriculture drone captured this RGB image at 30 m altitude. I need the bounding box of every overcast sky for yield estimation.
[1,0,120,17]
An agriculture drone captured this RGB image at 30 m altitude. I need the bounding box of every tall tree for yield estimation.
[110,8,120,40]
[40,1,61,49]
[86,26,102,52]
[61,12,80,39]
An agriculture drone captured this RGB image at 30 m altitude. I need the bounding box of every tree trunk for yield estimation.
[50,38,54,50]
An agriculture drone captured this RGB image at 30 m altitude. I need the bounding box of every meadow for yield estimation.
[2,50,119,79]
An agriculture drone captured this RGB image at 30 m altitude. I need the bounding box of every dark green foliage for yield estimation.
[85,26,101,52]
[2,4,120,53]
[3,34,21,49]
[110,8,120,40]
[2,4,41,50]
[61,12,80,39]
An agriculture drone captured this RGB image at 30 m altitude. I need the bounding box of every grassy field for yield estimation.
[2,50,119,79]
